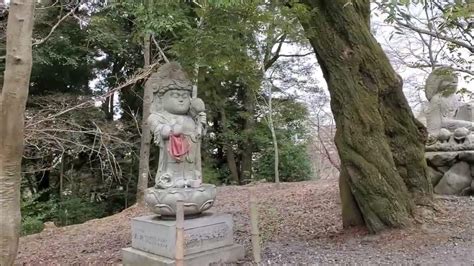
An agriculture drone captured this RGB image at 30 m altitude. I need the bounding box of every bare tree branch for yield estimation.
[36,0,60,10]
[152,35,170,63]
[397,21,474,52]
[32,3,80,46]
[317,124,340,171]
[26,63,159,128]
[431,1,474,40]
[264,34,287,71]
[407,63,474,76]
[191,0,203,8]
[278,51,314,57]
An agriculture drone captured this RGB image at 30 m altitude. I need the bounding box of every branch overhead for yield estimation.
[397,21,474,53]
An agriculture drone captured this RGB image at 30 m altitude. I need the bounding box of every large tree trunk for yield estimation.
[0,0,35,264]
[297,0,432,233]
[136,33,152,204]
[339,164,364,227]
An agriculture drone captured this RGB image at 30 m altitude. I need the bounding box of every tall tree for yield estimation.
[293,0,432,233]
[136,2,152,204]
[173,1,264,184]
[0,0,35,264]
[125,0,189,201]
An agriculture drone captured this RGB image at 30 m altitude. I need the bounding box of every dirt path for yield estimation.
[15,179,473,265]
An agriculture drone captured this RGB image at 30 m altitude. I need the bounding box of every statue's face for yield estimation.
[439,77,458,91]
[162,89,191,115]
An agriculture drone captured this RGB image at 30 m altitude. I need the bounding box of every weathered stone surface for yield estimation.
[453,127,469,143]
[122,244,245,266]
[144,62,215,216]
[455,103,474,122]
[131,213,234,258]
[434,162,472,195]
[459,186,472,196]
[423,68,474,154]
[423,68,474,136]
[458,151,474,163]
[437,166,451,174]
[144,185,216,216]
[425,152,458,167]
[423,68,474,196]
[147,63,205,189]
[427,167,444,186]
[426,142,474,152]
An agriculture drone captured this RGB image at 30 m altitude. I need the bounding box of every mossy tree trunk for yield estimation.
[136,32,152,204]
[296,0,432,233]
[0,0,35,264]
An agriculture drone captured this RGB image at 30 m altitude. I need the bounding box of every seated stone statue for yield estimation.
[425,67,474,137]
[144,62,216,217]
[423,68,474,196]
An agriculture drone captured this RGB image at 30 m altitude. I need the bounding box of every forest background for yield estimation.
[0,0,471,236]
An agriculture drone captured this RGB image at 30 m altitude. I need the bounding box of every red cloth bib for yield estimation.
[168,134,189,161]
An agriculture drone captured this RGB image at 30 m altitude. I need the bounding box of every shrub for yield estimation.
[54,197,107,226]
[21,216,45,236]
[255,142,312,182]
[20,193,108,235]
[202,164,224,185]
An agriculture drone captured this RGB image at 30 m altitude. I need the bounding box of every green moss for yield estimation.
[440,86,457,97]
[297,0,431,233]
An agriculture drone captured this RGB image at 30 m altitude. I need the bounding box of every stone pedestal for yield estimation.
[122,213,244,266]
[426,151,474,195]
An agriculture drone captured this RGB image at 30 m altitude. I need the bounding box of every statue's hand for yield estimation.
[196,126,202,137]
[160,125,172,139]
[172,124,183,135]
[198,112,207,124]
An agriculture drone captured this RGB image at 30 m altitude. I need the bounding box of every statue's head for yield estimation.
[162,89,191,115]
[425,67,459,100]
[147,62,193,114]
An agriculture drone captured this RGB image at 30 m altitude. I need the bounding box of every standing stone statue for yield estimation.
[144,62,216,216]
[123,63,244,265]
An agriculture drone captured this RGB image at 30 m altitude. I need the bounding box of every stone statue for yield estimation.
[144,62,216,216]
[423,67,474,196]
[425,67,474,138]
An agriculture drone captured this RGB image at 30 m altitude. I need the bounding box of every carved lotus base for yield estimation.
[144,184,217,217]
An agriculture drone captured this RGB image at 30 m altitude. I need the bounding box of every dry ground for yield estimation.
[16,178,473,265]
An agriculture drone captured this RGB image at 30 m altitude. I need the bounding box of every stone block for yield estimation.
[434,161,472,195]
[131,213,234,258]
[122,244,245,266]
[458,151,474,163]
[425,152,458,167]
[427,166,443,186]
